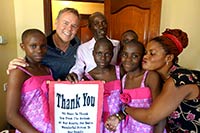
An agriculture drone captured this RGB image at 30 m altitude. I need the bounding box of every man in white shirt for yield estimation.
[66,12,120,81]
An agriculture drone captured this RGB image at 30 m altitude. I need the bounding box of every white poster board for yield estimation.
[49,81,104,133]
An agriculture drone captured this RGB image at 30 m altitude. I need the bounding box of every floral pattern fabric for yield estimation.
[167,65,200,132]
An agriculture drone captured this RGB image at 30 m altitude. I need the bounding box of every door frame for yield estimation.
[43,0,104,36]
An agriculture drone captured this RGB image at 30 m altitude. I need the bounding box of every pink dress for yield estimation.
[121,71,153,133]
[85,65,122,133]
[15,67,53,133]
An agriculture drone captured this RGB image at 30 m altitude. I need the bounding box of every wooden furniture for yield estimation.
[104,0,162,45]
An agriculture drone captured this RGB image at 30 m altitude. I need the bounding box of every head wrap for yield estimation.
[163,33,183,54]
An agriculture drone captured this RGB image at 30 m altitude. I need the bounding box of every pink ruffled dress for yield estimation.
[84,65,122,133]
[121,71,153,133]
[15,67,53,133]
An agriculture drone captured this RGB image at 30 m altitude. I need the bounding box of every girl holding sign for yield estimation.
[84,38,123,133]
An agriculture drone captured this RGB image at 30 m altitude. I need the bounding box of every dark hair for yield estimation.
[56,7,80,20]
[122,40,145,68]
[94,38,113,49]
[88,12,106,29]
[126,39,145,56]
[122,30,139,41]
[21,28,45,43]
[151,28,188,63]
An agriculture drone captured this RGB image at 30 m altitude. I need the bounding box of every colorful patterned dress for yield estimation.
[84,65,122,133]
[121,71,154,133]
[167,65,200,132]
[15,67,53,133]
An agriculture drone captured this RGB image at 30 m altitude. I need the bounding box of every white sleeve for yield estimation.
[69,46,86,80]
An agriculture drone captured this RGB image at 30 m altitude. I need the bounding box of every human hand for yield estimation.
[65,72,79,83]
[6,57,29,75]
[104,114,120,132]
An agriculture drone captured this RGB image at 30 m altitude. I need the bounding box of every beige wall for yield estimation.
[0,0,44,130]
[0,0,199,131]
[161,0,200,70]
[14,0,45,57]
[0,0,17,130]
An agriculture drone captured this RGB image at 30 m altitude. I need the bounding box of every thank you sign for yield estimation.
[49,81,104,133]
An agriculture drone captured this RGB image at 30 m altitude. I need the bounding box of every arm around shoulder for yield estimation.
[125,77,191,125]
[6,57,28,75]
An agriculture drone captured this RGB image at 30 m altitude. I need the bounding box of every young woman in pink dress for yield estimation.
[6,29,53,133]
[105,40,166,133]
[84,38,123,133]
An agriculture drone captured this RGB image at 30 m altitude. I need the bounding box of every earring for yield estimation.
[166,61,169,66]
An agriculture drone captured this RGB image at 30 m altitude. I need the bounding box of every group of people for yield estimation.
[5,7,200,133]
